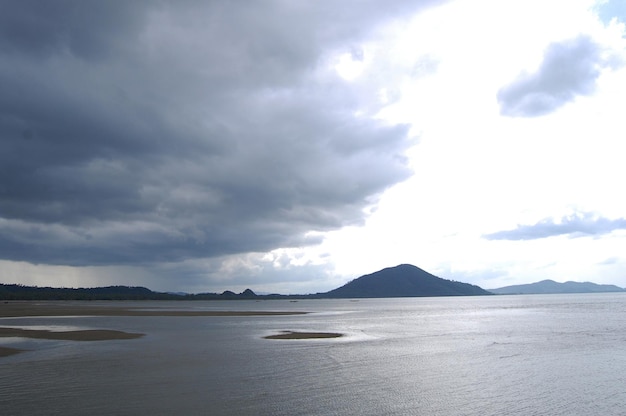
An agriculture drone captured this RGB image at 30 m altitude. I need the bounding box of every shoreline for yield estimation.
[0,301,308,318]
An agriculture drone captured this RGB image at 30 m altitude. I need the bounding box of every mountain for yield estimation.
[322,264,491,298]
[489,280,626,295]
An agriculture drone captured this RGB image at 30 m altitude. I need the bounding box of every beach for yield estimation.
[0,301,308,318]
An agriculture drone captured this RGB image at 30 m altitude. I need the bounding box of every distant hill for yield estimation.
[0,284,164,300]
[0,284,259,301]
[322,264,491,298]
[489,280,626,295]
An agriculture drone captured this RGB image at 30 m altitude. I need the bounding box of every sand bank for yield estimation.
[0,302,314,357]
[0,302,308,318]
[264,331,343,339]
[0,327,143,341]
[0,346,24,357]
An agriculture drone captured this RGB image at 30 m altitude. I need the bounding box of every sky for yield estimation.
[1,0,625,294]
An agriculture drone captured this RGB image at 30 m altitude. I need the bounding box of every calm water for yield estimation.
[1,294,625,415]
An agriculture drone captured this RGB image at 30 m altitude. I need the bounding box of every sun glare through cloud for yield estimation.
[334,50,366,81]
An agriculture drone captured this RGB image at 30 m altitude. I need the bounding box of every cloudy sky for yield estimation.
[2,0,625,294]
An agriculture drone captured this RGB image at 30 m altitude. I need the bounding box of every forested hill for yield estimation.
[322,264,491,298]
[489,279,626,295]
[0,284,259,301]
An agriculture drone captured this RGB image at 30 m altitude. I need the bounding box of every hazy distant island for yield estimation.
[2,264,622,300]
[489,279,626,295]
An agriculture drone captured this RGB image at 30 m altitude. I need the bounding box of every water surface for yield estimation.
[1,294,625,415]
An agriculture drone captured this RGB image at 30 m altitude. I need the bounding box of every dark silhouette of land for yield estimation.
[0,284,259,301]
[489,279,626,295]
[264,331,343,340]
[0,327,143,341]
[0,264,491,300]
[0,284,174,301]
[0,346,23,357]
[323,264,491,297]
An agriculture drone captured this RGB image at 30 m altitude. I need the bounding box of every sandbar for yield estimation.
[0,302,313,357]
[0,327,143,341]
[264,331,343,339]
[0,346,24,357]
[0,302,308,318]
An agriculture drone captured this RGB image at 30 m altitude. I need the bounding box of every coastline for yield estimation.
[0,301,308,318]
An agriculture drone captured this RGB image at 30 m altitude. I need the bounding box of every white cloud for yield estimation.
[497,36,618,117]
[484,212,626,240]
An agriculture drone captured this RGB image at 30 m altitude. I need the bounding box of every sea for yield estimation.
[1,293,625,415]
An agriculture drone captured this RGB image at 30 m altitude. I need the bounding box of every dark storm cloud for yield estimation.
[483,212,626,241]
[0,0,444,266]
[0,0,145,59]
[497,36,607,117]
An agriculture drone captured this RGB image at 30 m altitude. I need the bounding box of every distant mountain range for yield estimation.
[0,284,260,301]
[0,264,490,300]
[2,265,623,300]
[489,280,625,295]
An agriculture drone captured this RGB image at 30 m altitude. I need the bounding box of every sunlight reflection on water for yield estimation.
[1,294,626,416]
